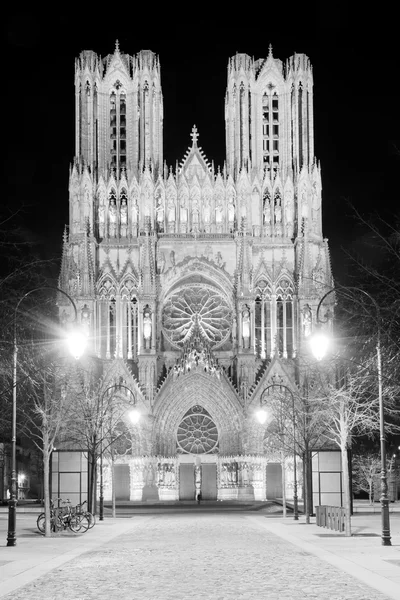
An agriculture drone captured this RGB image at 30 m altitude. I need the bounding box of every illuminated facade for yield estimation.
[58,42,333,502]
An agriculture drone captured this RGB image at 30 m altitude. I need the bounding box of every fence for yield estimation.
[316,505,346,532]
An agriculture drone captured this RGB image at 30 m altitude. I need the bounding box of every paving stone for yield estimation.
[1,514,391,599]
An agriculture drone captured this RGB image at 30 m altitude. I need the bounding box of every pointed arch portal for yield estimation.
[153,371,243,457]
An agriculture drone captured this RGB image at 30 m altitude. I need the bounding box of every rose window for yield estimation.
[176,405,219,454]
[162,284,231,349]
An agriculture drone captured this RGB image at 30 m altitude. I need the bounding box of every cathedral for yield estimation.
[57,42,334,503]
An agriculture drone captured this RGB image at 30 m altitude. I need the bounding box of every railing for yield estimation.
[316,505,346,532]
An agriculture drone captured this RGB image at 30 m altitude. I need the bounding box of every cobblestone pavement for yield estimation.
[2,514,393,600]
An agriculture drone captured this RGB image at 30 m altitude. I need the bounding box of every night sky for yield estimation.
[5,8,398,281]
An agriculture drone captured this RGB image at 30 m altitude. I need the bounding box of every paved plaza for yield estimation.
[0,508,399,599]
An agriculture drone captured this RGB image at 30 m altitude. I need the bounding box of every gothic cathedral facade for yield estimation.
[58,43,333,502]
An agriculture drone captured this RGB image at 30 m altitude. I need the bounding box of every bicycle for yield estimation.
[37,498,89,534]
[75,500,96,529]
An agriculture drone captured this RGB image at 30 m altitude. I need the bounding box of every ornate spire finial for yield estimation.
[115,39,120,53]
[190,125,199,145]
[268,43,273,58]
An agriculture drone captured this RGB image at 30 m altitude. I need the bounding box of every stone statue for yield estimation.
[120,198,128,236]
[99,204,105,237]
[215,251,225,269]
[156,194,164,231]
[215,196,223,223]
[241,462,249,486]
[203,195,211,224]
[284,195,294,237]
[157,463,164,486]
[170,250,176,268]
[167,193,176,222]
[109,199,117,237]
[180,194,188,222]
[220,464,228,486]
[146,463,155,486]
[228,193,235,224]
[263,198,271,225]
[143,309,152,348]
[302,304,312,338]
[274,197,282,224]
[195,465,201,497]
[157,251,166,274]
[242,307,250,348]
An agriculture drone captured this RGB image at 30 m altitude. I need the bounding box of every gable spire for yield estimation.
[190,124,199,146]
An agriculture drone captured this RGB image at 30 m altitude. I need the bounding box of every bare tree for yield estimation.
[314,357,399,536]
[352,453,381,505]
[18,357,75,536]
[61,367,135,514]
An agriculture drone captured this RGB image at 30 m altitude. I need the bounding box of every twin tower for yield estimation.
[60,42,332,422]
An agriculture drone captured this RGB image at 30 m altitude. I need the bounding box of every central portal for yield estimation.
[178,462,217,500]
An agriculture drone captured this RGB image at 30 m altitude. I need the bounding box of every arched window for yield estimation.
[262,88,279,168]
[255,280,272,359]
[255,278,295,359]
[298,83,303,170]
[110,84,126,172]
[119,92,126,168]
[97,278,117,359]
[120,285,138,360]
[276,278,294,358]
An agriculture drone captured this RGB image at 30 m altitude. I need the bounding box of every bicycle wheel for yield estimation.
[37,513,45,534]
[51,515,64,532]
[86,512,96,529]
[69,514,89,533]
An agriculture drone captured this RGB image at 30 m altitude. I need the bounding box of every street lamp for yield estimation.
[98,384,140,522]
[311,286,391,546]
[256,383,299,520]
[7,286,86,547]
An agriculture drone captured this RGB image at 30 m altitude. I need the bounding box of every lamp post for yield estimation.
[256,383,299,520]
[7,286,86,547]
[98,384,140,521]
[311,286,391,546]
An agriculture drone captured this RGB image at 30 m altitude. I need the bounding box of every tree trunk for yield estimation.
[281,451,286,518]
[88,451,97,514]
[111,445,116,518]
[303,448,312,524]
[341,444,352,537]
[43,433,51,537]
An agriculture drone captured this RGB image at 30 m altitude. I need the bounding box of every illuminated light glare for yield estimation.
[66,330,88,359]
[310,331,330,361]
[256,408,268,425]
[129,409,140,424]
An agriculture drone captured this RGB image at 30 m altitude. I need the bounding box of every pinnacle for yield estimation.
[190,125,199,145]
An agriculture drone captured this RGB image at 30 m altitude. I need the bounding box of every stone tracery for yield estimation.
[162,283,232,349]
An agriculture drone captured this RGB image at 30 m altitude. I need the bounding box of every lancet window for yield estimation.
[98,286,117,359]
[255,278,295,359]
[262,89,279,168]
[255,280,272,359]
[298,84,303,170]
[97,278,139,360]
[121,294,138,360]
[109,84,127,171]
[276,278,294,358]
